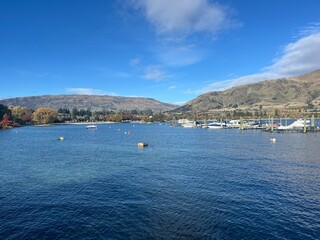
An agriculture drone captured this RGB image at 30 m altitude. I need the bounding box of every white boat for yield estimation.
[86,125,97,129]
[278,119,310,130]
[207,122,226,129]
[181,121,196,128]
[226,119,258,129]
[226,120,241,128]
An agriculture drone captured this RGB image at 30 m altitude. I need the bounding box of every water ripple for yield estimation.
[1,125,319,239]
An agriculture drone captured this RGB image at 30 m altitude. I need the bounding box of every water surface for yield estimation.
[1,124,319,239]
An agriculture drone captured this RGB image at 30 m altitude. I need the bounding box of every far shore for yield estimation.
[54,121,116,125]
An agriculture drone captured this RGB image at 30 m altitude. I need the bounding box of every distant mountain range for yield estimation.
[174,70,320,113]
[2,70,320,114]
[0,95,177,112]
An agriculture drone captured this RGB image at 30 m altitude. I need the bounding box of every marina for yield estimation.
[179,116,320,133]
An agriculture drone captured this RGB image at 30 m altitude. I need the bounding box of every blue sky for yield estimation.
[1,0,320,104]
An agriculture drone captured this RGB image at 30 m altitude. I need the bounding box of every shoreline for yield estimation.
[54,121,116,125]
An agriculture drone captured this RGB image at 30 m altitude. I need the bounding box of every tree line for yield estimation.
[0,104,171,128]
[0,104,57,128]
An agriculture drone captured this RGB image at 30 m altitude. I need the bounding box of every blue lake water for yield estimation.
[1,123,320,239]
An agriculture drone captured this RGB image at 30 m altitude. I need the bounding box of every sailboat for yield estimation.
[278,119,310,130]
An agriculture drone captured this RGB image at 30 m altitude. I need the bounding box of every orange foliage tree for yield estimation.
[0,113,12,128]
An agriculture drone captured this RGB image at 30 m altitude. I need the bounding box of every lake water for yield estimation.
[1,124,320,239]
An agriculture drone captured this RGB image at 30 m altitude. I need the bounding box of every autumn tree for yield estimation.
[0,113,12,128]
[9,106,33,124]
[32,108,58,124]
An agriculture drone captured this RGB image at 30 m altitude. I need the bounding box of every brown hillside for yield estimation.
[175,69,320,113]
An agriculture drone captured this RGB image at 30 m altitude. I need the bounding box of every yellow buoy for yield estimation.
[137,142,148,147]
[58,137,64,141]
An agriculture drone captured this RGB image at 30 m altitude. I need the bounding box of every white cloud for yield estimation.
[142,65,169,81]
[168,85,176,90]
[134,0,231,37]
[65,88,117,96]
[128,0,237,69]
[265,32,320,76]
[200,30,320,93]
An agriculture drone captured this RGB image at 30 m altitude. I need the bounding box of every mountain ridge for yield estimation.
[0,94,177,112]
[175,69,320,113]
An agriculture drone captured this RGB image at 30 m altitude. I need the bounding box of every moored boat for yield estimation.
[181,121,196,128]
[207,122,226,129]
[86,125,97,129]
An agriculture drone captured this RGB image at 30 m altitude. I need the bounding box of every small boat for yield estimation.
[181,121,195,128]
[86,125,97,129]
[207,122,226,129]
[227,119,244,128]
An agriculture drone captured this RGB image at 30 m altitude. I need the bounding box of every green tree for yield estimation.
[58,108,70,114]
[0,104,11,119]
[72,108,79,118]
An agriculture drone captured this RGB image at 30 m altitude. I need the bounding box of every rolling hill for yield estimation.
[0,95,177,112]
[175,70,320,113]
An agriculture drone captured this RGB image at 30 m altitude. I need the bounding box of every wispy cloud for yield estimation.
[65,88,117,96]
[128,0,238,70]
[295,22,320,38]
[168,85,176,90]
[265,32,320,76]
[200,29,320,93]
[142,65,169,81]
[133,0,233,38]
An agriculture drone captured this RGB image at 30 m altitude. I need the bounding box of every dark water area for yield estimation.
[1,124,320,239]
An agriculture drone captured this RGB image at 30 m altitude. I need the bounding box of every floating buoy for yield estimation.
[137,142,148,147]
[270,138,276,143]
[128,131,131,135]
[58,137,64,141]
